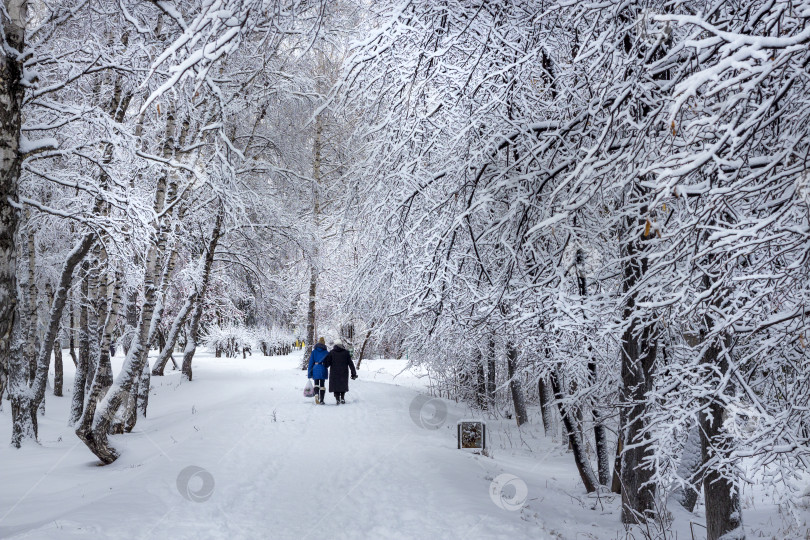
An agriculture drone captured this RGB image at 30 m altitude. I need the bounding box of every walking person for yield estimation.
[324,338,357,405]
[307,337,329,404]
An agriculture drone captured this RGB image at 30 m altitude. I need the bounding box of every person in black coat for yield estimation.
[323,339,357,405]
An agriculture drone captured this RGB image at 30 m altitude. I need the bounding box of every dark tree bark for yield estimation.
[576,269,610,487]
[549,368,598,493]
[486,337,496,408]
[675,330,704,511]
[475,349,486,409]
[0,348,6,404]
[700,352,743,539]
[53,337,63,397]
[355,324,374,369]
[506,344,528,426]
[538,377,553,437]
[699,273,743,539]
[619,207,658,524]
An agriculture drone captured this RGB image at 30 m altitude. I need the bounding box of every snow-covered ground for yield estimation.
[0,351,804,539]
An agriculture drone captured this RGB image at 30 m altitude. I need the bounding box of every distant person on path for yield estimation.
[307,337,329,405]
[324,338,357,405]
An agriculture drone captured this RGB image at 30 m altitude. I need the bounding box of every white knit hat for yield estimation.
[333,338,343,347]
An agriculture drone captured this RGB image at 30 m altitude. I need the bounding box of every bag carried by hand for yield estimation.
[304,379,315,398]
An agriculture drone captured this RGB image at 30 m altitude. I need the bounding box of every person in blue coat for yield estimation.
[307,337,329,404]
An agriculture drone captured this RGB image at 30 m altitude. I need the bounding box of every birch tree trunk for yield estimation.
[151,292,196,375]
[93,268,119,394]
[74,268,123,440]
[12,233,94,445]
[181,209,223,382]
[53,334,63,397]
[302,266,317,370]
[122,290,137,356]
[115,104,188,425]
[355,324,373,369]
[78,118,174,460]
[84,249,102,395]
[126,224,181,419]
[45,284,63,397]
[136,361,150,418]
[93,270,123,395]
[0,0,26,430]
[69,261,91,425]
[301,112,323,370]
[80,235,161,461]
[69,297,76,367]
[24,213,37,384]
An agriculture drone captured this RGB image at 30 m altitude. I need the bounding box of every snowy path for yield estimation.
[1,353,548,540]
[1,352,792,539]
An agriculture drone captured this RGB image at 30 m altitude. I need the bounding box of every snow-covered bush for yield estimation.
[203,324,256,358]
[255,326,295,356]
[202,325,295,358]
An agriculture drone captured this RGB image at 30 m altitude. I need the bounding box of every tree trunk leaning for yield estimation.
[12,234,95,443]
[506,344,528,427]
[550,368,598,493]
[181,209,222,382]
[152,292,196,375]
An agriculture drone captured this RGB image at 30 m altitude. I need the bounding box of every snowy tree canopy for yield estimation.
[0,1,808,539]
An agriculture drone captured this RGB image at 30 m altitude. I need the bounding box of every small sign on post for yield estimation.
[457,420,486,451]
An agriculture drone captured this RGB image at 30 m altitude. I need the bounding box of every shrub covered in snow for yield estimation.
[255,326,295,356]
[203,325,295,357]
[203,324,256,358]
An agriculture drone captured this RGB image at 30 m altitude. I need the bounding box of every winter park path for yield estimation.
[0,352,791,539]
